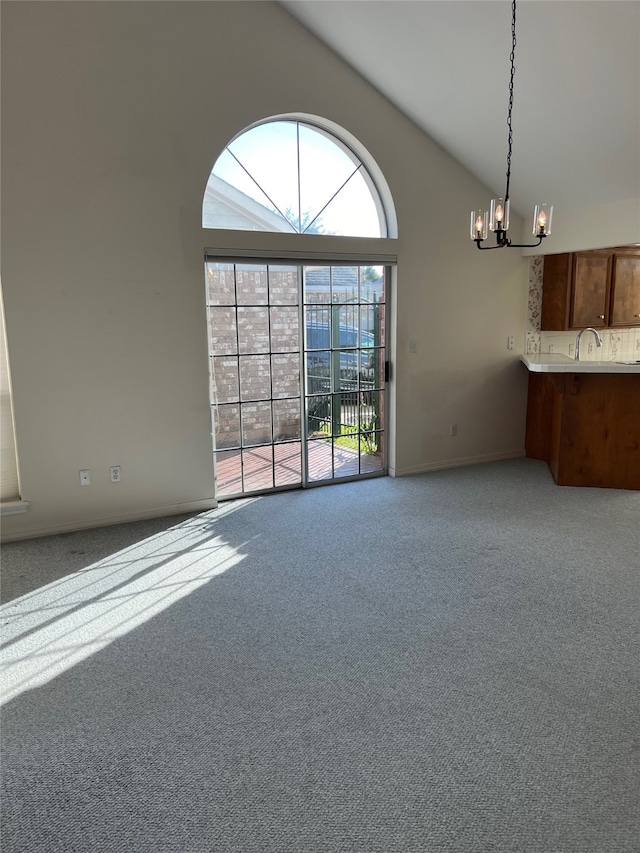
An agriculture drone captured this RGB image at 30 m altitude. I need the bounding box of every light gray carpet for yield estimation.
[1,458,639,852]
[0,512,199,605]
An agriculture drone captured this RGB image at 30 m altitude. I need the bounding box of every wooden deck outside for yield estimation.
[215,440,383,498]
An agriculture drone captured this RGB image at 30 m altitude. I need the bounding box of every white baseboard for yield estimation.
[2,453,527,539]
[0,498,219,542]
[391,449,525,479]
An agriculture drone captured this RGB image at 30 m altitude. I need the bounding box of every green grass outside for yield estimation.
[315,422,379,455]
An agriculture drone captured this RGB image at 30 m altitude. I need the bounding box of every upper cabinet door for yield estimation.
[610,255,640,327]
[540,253,572,331]
[570,253,611,328]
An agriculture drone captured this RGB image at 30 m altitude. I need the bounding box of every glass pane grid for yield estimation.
[207,260,386,497]
[208,261,304,498]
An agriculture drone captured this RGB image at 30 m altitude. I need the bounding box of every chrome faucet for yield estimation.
[575,327,603,361]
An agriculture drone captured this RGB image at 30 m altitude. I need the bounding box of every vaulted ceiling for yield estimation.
[281,1,639,224]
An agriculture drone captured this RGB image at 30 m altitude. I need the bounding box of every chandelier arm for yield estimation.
[475,235,545,250]
[507,237,545,249]
[474,241,507,251]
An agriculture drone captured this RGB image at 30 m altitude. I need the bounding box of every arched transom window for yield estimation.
[203,119,388,238]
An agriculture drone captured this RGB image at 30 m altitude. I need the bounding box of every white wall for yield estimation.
[1,0,530,540]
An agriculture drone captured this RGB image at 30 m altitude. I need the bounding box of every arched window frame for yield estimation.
[203,113,398,240]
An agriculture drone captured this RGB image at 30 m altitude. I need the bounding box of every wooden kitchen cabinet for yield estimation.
[525,370,640,489]
[541,246,640,330]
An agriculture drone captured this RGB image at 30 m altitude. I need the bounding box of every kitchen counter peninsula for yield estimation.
[521,355,640,489]
[522,353,640,374]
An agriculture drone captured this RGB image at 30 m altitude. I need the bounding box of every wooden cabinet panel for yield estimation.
[555,374,640,489]
[524,371,640,490]
[570,253,610,328]
[525,373,554,459]
[610,255,640,326]
[540,254,572,331]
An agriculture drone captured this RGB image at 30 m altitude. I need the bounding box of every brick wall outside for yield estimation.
[207,264,384,453]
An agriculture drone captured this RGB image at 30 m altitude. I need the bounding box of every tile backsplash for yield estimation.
[526,257,640,361]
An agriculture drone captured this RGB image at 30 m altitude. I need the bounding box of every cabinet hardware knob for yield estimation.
[598,315,605,319]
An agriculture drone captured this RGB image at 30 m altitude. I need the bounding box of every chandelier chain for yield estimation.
[505,0,517,201]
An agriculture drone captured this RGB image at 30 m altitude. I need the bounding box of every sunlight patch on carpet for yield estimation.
[0,502,255,704]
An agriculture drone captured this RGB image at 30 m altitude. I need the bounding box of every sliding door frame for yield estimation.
[205,248,396,499]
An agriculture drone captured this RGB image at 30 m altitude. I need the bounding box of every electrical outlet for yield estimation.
[636,338,640,351]
[409,340,417,353]
[507,336,515,351]
[449,423,458,437]
[110,465,121,483]
[79,469,90,486]
[569,344,574,355]
[588,342,594,353]
[548,344,554,353]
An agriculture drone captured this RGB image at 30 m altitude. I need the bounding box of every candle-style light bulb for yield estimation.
[495,205,504,224]
[537,210,546,232]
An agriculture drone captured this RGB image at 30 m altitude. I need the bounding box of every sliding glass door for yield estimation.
[303,265,386,482]
[205,259,387,498]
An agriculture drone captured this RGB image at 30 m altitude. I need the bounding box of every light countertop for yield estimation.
[521,354,640,374]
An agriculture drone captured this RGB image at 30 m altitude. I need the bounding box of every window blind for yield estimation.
[0,287,20,502]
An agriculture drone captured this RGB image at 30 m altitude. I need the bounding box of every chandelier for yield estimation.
[470,0,553,250]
